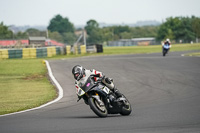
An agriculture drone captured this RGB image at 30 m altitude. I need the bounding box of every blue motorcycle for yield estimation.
[163,44,170,56]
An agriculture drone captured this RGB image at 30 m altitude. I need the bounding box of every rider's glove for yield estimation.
[97,75,105,83]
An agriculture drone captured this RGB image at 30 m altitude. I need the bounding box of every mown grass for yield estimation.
[0,59,57,115]
[103,43,200,55]
[0,43,199,115]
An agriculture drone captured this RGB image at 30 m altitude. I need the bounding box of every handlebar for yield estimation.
[90,74,105,84]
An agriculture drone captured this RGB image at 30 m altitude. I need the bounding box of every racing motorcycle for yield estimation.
[162,44,170,56]
[76,75,132,118]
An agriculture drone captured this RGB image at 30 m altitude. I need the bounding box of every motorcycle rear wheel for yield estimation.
[88,97,108,118]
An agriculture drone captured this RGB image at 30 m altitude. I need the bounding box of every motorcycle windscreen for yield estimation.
[163,44,170,49]
[81,77,96,93]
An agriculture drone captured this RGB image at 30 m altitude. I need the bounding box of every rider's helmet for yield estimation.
[72,65,85,81]
[166,38,170,42]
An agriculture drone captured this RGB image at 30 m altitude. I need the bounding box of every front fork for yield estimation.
[91,94,104,106]
[81,92,105,107]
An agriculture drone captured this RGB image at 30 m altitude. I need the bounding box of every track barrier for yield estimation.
[0,44,101,59]
[0,47,60,59]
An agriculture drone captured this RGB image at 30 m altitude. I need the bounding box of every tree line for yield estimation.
[1,14,200,45]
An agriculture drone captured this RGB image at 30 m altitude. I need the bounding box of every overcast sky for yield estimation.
[0,0,200,26]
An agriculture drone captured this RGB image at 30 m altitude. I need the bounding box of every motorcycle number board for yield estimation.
[102,86,110,94]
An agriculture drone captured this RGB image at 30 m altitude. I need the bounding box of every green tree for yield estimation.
[101,27,114,41]
[15,32,28,39]
[192,16,200,39]
[0,22,13,39]
[85,19,99,36]
[49,31,64,42]
[156,17,178,41]
[165,29,175,40]
[157,16,196,42]
[47,14,75,34]
[62,32,76,45]
[109,26,130,39]
[26,28,46,37]
[47,14,77,44]
[178,17,195,42]
[131,26,158,38]
[87,29,103,44]
[113,26,130,35]
[120,32,132,39]
[85,19,102,43]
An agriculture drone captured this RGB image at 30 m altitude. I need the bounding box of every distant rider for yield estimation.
[162,38,171,53]
[72,65,122,100]
[162,38,171,49]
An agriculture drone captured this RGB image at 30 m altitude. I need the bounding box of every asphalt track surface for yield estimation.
[1,51,200,133]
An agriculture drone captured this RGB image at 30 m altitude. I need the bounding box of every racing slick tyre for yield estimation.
[88,97,108,118]
[120,95,132,116]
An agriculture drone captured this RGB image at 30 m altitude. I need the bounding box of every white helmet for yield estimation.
[166,38,170,42]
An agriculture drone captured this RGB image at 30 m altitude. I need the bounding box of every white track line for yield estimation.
[0,60,63,117]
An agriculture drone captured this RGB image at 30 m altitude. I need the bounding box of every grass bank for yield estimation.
[103,43,200,55]
[0,59,57,115]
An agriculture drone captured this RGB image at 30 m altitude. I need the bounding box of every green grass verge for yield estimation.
[0,59,57,115]
[103,43,200,55]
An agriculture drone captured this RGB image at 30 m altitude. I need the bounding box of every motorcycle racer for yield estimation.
[162,38,171,54]
[162,38,171,48]
[72,65,122,99]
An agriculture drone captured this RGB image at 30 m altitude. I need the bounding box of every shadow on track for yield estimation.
[64,114,122,119]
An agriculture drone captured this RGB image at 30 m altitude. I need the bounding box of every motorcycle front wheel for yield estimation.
[163,52,166,56]
[88,97,108,118]
[120,95,132,116]
[163,49,168,56]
